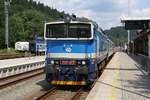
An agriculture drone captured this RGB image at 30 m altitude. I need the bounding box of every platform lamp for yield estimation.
[4,0,11,50]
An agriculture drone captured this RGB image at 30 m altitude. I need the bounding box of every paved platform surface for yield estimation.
[86,52,150,100]
[0,56,45,69]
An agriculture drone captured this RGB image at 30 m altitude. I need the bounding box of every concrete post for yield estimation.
[148,34,150,57]
[4,1,9,49]
[127,30,130,54]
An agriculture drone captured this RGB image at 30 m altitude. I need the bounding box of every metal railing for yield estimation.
[137,54,150,74]
[132,54,150,74]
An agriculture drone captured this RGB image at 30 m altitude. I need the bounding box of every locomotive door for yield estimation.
[96,35,100,57]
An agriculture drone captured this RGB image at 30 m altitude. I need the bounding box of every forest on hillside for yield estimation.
[0,0,64,48]
[104,26,137,46]
[0,0,136,49]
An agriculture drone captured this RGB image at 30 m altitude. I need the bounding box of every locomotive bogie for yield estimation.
[45,58,98,85]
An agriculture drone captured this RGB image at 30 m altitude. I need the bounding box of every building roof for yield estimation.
[121,17,150,22]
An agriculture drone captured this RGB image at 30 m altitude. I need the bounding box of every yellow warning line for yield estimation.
[110,54,120,100]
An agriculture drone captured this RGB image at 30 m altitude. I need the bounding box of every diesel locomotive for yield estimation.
[44,16,114,85]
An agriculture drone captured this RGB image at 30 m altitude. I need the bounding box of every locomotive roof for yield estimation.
[45,21,92,24]
[45,20,114,43]
[46,20,99,30]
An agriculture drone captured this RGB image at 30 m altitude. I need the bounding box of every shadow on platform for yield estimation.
[97,80,150,99]
[105,68,138,71]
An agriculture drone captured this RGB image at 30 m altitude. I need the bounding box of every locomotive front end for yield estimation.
[44,21,96,85]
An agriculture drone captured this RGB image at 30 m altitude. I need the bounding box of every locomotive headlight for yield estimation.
[50,60,54,64]
[82,61,86,65]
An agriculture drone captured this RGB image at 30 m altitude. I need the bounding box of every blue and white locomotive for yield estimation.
[44,16,114,85]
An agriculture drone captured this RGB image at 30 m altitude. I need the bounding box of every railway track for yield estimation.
[35,86,86,100]
[34,55,113,100]
[0,68,44,89]
[70,87,84,100]
[35,87,57,100]
[0,54,114,99]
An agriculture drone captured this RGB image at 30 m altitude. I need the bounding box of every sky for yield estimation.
[34,0,150,29]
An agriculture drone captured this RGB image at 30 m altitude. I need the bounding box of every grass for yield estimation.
[0,48,35,59]
[0,48,15,53]
[0,48,33,56]
[0,48,19,55]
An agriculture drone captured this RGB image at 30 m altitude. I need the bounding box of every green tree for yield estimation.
[0,0,64,48]
[105,26,136,46]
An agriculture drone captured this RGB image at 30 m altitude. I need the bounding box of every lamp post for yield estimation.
[4,0,11,49]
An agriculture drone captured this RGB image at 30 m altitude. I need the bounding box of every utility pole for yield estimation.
[51,0,53,9]
[4,0,11,49]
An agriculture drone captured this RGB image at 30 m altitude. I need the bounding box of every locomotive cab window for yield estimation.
[45,23,91,39]
[46,24,66,38]
[68,24,91,38]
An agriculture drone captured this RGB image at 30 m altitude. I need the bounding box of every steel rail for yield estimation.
[71,87,84,100]
[35,87,57,100]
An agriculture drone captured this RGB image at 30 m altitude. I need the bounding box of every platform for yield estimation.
[0,56,45,69]
[86,52,150,100]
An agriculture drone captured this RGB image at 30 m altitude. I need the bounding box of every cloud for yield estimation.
[35,0,150,29]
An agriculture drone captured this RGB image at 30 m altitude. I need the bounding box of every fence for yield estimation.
[137,54,150,74]
[132,54,150,74]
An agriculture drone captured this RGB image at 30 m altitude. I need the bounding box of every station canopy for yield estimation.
[121,17,150,30]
